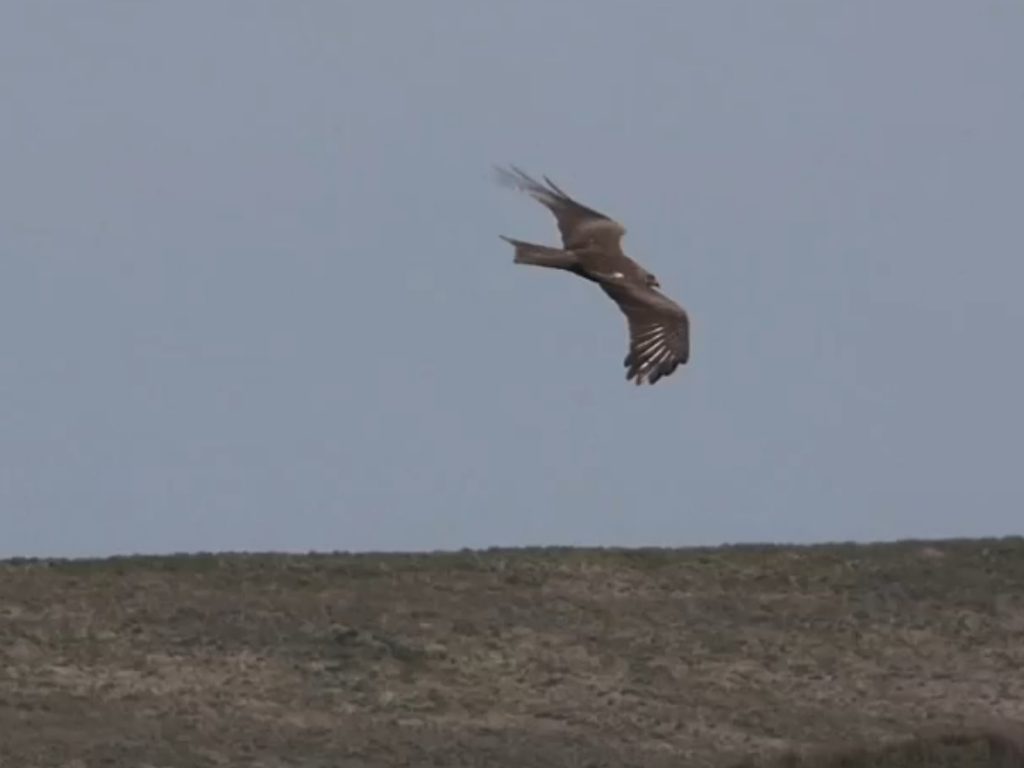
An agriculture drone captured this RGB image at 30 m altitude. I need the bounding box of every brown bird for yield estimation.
[496,165,690,385]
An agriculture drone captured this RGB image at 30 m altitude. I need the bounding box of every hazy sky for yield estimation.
[2,2,1022,558]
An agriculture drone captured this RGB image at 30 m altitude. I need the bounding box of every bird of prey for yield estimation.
[496,165,690,385]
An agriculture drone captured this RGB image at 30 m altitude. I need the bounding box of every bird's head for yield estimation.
[645,273,661,289]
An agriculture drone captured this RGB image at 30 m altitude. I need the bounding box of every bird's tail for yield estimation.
[499,236,578,270]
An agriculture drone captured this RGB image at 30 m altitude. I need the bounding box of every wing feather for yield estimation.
[494,165,627,252]
[600,281,690,385]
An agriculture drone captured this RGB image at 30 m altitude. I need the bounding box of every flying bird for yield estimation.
[495,165,690,385]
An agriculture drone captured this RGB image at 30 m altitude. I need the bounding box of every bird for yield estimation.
[495,164,690,386]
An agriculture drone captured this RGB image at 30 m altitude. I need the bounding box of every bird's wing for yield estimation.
[599,280,690,385]
[494,165,627,252]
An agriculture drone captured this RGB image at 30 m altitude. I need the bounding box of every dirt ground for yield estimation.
[2,537,1023,767]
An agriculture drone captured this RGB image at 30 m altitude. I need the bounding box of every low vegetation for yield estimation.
[2,537,1023,766]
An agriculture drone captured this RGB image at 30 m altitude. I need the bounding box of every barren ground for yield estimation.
[2,537,1023,767]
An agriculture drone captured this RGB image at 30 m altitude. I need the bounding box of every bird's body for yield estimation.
[496,165,690,386]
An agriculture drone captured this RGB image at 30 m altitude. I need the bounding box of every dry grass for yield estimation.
[736,722,1024,768]
[1,537,1023,767]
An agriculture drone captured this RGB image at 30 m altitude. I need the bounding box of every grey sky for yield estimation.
[2,2,1022,558]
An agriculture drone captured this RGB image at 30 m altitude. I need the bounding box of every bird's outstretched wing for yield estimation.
[494,165,627,252]
[600,280,690,385]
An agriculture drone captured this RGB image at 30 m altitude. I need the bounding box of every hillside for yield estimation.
[2,538,1023,767]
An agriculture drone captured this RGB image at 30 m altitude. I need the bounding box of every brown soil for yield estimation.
[2,537,1023,767]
